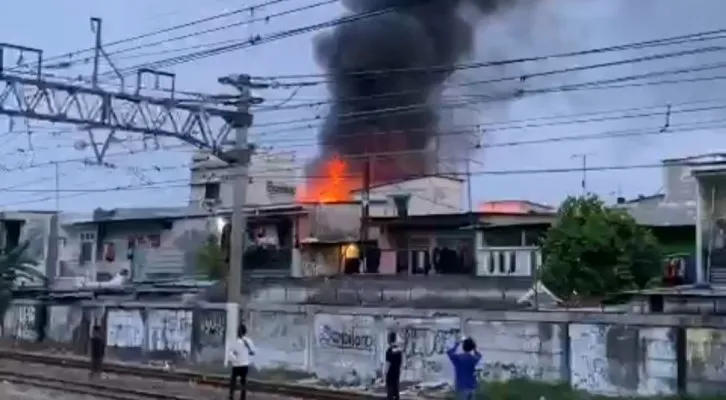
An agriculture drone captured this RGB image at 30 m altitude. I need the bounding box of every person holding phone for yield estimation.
[447,336,481,400]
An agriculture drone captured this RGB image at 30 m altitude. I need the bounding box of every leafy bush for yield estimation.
[540,195,663,300]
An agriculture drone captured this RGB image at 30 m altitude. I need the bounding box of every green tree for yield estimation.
[196,234,228,280]
[0,241,46,318]
[540,194,663,300]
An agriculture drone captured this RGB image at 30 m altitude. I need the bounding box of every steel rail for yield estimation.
[0,349,383,400]
[0,370,196,400]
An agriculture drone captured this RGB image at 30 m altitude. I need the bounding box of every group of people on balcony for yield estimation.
[400,244,474,275]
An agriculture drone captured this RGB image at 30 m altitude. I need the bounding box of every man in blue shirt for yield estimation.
[447,336,481,400]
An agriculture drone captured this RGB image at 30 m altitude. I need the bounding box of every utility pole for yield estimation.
[91,17,102,88]
[54,162,60,212]
[218,75,257,305]
[359,154,371,273]
[572,153,588,194]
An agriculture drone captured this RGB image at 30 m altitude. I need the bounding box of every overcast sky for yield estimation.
[3,0,726,211]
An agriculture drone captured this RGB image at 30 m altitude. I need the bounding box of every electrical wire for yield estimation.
[1,155,720,209]
[247,67,726,141]
[102,0,338,61]
[102,14,726,81]
[4,114,726,192]
[248,50,726,120]
[7,0,305,72]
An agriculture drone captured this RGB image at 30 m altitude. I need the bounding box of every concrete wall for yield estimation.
[9,300,726,397]
[352,176,464,216]
[1,300,231,368]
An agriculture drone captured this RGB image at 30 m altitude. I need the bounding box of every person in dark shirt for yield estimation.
[89,324,105,379]
[447,336,481,400]
[385,332,403,400]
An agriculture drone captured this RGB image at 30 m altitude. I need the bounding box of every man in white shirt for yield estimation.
[228,324,256,400]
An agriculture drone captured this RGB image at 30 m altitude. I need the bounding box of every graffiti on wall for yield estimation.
[250,311,307,369]
[313,313,377,384]
[147,309,192,354]
[569,324,674,397]
[466,320,562,382]
[318,323,374,352]
[3,304,37,341]
[198,310,226,347]
[385,317,459,383]
[107,309,144,348]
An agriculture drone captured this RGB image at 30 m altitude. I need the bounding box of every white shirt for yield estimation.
[228,336,256,367]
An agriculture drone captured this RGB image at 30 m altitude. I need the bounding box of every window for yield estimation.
[204,182,220,200]
[80,242,93,266]
[266,181,295,196]
[79,232,96,266]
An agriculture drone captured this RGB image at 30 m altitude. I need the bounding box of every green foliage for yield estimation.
[196,234,228,280]
[0,241,45,318]
[540,194,663,300]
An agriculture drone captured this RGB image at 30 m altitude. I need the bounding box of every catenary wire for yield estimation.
[3,116,726,188]
[1,155,722,208]
[6,0,305,72]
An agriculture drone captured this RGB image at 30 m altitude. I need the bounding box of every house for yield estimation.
[0,210,58,284]
[292,175,466,276]
[57,203,310,284]
[58,207,209,283]
[188,148,298,211]
[616,156,698,255]
[686,153,726,285]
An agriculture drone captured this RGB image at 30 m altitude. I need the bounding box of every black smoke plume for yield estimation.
[311,0,520,184]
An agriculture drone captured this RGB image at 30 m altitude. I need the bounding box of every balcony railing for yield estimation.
[476,246,541,277]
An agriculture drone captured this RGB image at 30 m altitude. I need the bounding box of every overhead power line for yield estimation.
[251,30,726,81]
[4,114,726,186]
[3,156,721,209]
[9,0,304,72]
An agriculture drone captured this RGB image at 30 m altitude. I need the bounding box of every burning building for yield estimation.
[301,0,527,195]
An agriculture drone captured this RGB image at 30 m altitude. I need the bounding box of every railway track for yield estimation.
[0,349,384,400]
[0,370,197,400]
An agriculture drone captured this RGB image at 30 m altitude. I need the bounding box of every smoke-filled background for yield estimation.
[5,0,726,209]
[310,0,538,184]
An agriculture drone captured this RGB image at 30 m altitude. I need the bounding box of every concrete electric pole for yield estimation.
[218,74,259,305]
[571,153,589,194]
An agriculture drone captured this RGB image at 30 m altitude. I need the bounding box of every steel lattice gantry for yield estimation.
[0,72,246,161]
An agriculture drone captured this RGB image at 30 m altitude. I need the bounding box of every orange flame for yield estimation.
[296,156,360,203]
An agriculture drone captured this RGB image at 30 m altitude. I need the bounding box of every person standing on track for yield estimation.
[89,324,105,379]
[228,324,256,400]
[385,331,403,400]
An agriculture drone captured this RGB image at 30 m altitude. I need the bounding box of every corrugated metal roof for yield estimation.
[619,200,696,227]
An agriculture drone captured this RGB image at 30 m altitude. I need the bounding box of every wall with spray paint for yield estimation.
[1,301,229,367]
[8,300,726,397]
[384,316,460,384]
[249,310,308,371]
[313,313,377,384]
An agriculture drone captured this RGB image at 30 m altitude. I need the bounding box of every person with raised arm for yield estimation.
[447,336,482,400]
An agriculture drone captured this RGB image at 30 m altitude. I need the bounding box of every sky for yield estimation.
[3,0,726,211]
